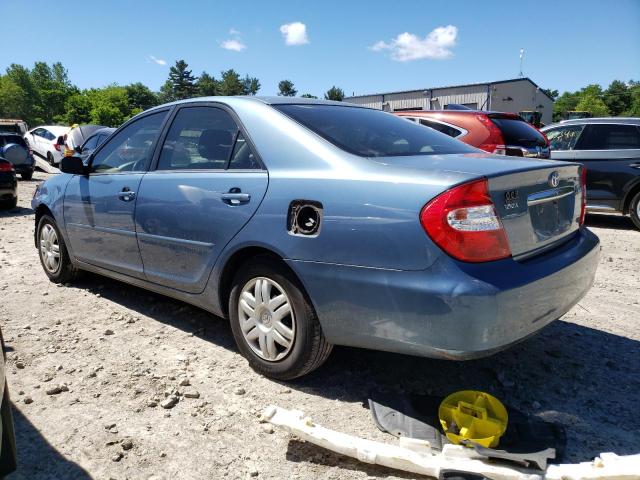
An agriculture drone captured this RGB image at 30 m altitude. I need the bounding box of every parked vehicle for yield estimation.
[32,97,599,380]
[24,125,70,166]
[542,118,640,229]
[76,127,116,163]
[0,325,17,475]
[0,119,28,136]
[0,158,18,210]
[0,132,36,180]
[64,124,110,158]
[396,110,551,159]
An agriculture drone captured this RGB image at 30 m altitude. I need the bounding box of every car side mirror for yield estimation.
[60,156,86,175]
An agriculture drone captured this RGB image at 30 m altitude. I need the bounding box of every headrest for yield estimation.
[198,129,233,160]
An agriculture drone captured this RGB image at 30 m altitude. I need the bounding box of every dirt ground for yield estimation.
[1,172,639,480]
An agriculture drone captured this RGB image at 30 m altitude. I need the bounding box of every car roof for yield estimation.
[556,117,640,125]
[88,127,116,137]
[147,96,358,111]
[396,109,519,116]
[35,125,70,134]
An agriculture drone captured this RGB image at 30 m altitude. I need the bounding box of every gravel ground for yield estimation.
[1,173,639,479]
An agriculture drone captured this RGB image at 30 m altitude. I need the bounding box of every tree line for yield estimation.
[543,80,640,121]
[0,59,345,128]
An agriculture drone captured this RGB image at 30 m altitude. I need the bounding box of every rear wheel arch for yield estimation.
[218,246,295,318]
[622,180,640,214]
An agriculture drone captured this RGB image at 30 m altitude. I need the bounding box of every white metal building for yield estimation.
[344,77,555,124]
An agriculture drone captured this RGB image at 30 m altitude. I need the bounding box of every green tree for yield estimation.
[324,86,344,101]
[301,93,317,99]
[160,60,197,102]
[196,72,219,96]
[625,81,640,116]
[575,93,609,117]
[541,88,559,101]
[29,61,75,123]
[125,82,158,111]
[218,69,246,96]
[64,93,93,124]
[242,75,260,95]
[4,64,38,124]
[0,76,27,119]
[603,80,631,116]
[552,91,581,121]
[278,79,297,97]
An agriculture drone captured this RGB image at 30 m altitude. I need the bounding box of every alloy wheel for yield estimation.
[39,224,60,273]
[238,277,295,362]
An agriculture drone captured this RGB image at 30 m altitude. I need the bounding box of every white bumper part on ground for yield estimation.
[262,406,640,480]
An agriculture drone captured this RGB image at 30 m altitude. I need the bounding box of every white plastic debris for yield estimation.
[262,405,640,480]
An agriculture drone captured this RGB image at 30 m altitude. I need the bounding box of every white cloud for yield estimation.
[370,25,458,61]
[221,28,247,52]
[146,55,167,66]
[280,22,309,46]
[221,39,247,52]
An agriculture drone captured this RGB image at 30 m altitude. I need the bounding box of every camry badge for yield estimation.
[549,171,560,188]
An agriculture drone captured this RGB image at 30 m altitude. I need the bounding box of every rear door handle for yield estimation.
[221,192,251,205]
[630,163,640,169]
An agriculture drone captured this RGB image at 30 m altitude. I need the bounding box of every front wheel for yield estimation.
[229,256,332,380]
[37,214,78,283]
[630,191,640,230]
[47,152,55,166]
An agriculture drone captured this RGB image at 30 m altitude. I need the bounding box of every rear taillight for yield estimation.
[476,115,506,155]
[53,143,62,151]
[0,162,14,172]
[579,166,587,225]
[420,178,512,262]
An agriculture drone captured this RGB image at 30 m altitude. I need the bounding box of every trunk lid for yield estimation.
[371,153,582,260]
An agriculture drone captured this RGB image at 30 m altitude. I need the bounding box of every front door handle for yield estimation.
[221,189,250,205]
[117,188,136,202]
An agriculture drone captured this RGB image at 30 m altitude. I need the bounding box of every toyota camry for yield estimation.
[31,97,600,379]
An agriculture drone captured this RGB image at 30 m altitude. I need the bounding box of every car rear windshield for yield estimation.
[273,104,476,157]
[490,116,547,147]
[0,135,27,147]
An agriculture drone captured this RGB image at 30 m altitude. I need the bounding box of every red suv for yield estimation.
[395,110,550,159]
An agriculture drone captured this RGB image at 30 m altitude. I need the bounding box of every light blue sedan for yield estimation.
[32,97,600,379]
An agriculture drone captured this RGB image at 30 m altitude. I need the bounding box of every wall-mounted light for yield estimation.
[502,96,514,101]
[537,104,544,109]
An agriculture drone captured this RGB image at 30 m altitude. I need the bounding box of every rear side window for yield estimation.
[490,117,547,147]
[545,125,584,151]
[0,135,27,147]
[575,124,640,150]
[157,106,238,170]
[82,135,100,151]
[418,119,463,138]
[274,104,475,157]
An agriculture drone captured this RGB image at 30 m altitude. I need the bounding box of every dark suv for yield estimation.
[542,118,640,229]
[0,133,35,180]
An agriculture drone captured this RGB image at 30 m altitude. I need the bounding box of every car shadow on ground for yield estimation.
[585,213,637,231]
[0,207,34,219]
[7,407,91,479]
[68,272,640,465]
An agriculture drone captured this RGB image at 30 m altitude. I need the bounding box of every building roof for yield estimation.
[345,77,555,102]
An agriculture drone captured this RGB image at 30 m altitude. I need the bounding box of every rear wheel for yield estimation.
[229,255,332,380]
[0,197,17,210]
[630,191,640,230]
[37,214,78,283]
[21,170,33,180]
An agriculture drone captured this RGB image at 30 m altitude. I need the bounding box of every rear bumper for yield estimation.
[287,228,600,359]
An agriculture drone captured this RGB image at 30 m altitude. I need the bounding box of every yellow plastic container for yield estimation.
[438,390,508,448]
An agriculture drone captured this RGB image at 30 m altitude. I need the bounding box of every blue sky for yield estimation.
[2,0,639,97]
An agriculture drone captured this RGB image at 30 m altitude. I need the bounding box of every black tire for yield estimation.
[630,191,640,230]
[0,382,17,476]
[47,152,54,166]
[0,197,17,210]
[36,214,78,283]
[21,170,33,180]
[229,255,332,380]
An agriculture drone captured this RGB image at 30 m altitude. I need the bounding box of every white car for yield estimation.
[24,126,70,166]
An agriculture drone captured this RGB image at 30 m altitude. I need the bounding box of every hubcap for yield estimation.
[238,277,295,362]
[40,224,60,273]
